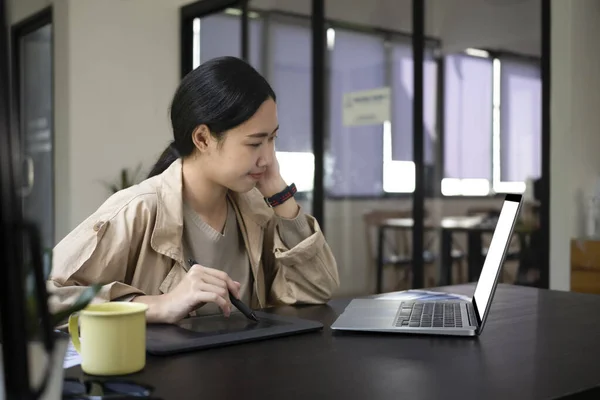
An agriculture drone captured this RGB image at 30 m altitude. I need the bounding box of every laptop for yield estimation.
[331,193,523,337]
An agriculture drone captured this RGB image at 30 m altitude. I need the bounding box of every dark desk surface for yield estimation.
[66,284,600,400]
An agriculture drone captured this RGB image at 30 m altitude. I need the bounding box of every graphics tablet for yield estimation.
[146,311,323,356]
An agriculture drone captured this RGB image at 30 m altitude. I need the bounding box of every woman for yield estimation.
[47,56,339,324]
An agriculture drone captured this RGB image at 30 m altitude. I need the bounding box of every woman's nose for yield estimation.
[257,146,273,167]
[257,157,268,167]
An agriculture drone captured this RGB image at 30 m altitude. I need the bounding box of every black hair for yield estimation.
[147,56,276,178]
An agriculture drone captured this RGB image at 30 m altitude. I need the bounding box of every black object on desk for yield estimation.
[187,258,258,322]
[146,311,323,355]
[62,377,163,399]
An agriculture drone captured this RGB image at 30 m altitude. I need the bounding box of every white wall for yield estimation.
[67,0,178,229]
[9,0,541,296]
[550,0,600,291]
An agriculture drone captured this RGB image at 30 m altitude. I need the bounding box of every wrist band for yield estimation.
[265,183,297,207]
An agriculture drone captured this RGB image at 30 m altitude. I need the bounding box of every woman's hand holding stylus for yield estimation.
[133,263,241,324]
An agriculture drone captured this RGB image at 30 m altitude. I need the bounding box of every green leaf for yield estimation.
[50,283,102,326]
[132,163,142,182]
[101,163,144,195]
[121,168,127,188]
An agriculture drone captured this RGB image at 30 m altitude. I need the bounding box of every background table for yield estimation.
[377,217,534,291]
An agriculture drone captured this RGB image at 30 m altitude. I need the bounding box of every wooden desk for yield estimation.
[571,239,600,294]
[66,284,600,400]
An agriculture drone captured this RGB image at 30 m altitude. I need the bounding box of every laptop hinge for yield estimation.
[467,302,479,330]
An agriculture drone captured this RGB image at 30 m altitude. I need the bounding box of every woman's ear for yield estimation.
[191,124,212,154]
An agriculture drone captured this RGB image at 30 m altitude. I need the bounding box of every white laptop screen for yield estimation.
[472,194,522,324]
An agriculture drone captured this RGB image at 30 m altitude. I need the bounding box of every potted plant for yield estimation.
[103,164,143,194]
[0,223,101,399]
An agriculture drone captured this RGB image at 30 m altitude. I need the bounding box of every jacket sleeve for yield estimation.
[264,208,340,305]
[46,195,153,315]
[273,207,313,249]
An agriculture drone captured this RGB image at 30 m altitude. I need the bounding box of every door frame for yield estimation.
[11,6,54,247]
[180,0,249,78]
[11,6,53,128]
[539,0,550,289]
[0,0,35,393]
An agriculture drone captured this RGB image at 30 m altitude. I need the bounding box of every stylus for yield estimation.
[187,258,259,322]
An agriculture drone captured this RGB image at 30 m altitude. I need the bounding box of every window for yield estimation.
[185,12,542,199]
[193,11,263,72]
[326,31,439,197]
[271,26,440,197]
[497,57,541,190]
[327,29,386,197]
[268,20,314,192]
[443,54,493,196]
[387,40,437,194]
[442,52,541,196]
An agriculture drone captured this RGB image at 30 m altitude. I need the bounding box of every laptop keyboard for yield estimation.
[394,302,463,328]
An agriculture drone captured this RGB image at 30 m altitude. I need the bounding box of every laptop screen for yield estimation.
[472,194,522,324]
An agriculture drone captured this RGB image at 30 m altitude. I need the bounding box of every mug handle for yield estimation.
[68,313,82,353]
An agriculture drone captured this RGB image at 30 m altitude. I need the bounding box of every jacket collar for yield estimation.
[149,158,272,266]
[150,158,185,264]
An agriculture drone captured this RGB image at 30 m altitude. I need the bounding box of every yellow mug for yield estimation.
[68,302,149,376]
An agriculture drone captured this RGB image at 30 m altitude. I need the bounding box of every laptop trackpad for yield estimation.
[342,299,402,318]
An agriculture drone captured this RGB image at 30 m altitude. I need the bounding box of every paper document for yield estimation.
[63,340,82,369]
[373,289,470,302]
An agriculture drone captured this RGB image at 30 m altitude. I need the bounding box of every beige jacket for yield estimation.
[47,159,339,314]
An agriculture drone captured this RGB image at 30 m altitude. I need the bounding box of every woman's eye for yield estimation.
[249,143,261,148]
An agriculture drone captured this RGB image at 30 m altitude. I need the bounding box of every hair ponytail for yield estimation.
[147,142,180,178]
